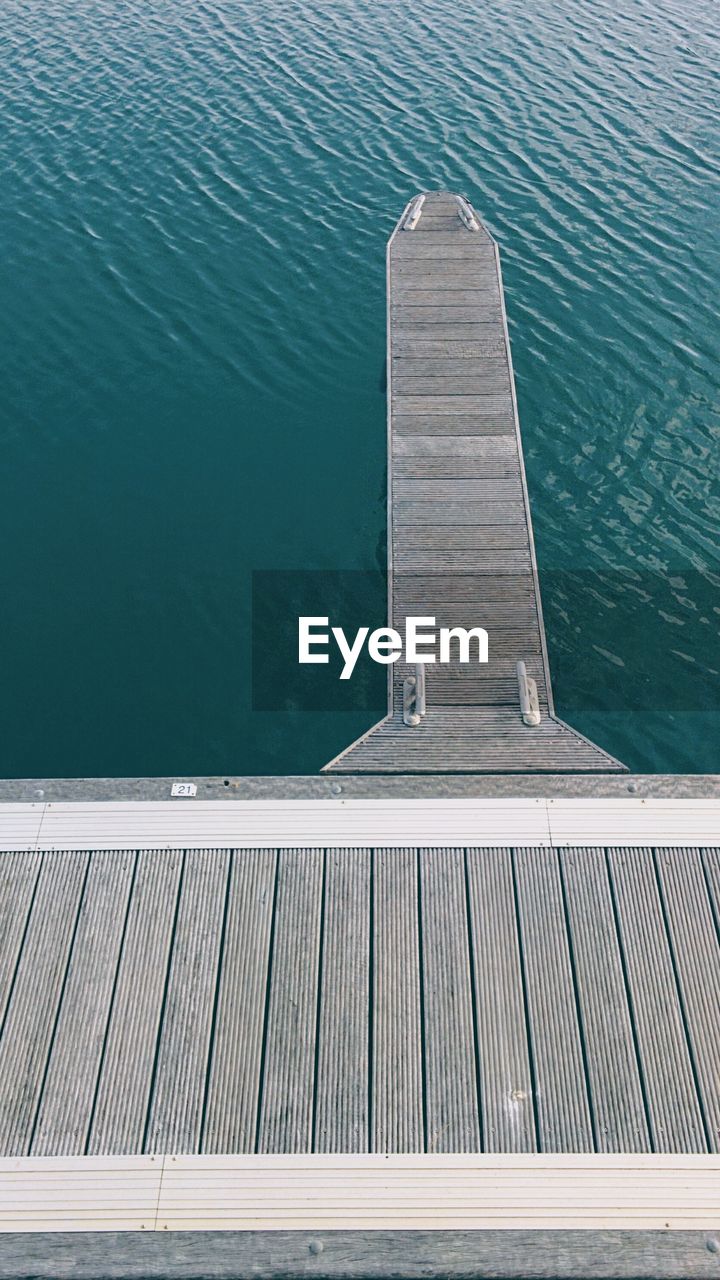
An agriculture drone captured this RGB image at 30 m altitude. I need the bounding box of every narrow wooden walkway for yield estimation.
[0,843,718,1156]
[325,191,624,773]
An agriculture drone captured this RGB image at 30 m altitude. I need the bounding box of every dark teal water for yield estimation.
[2,0,718,777]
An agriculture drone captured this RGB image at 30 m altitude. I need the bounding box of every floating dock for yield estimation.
[0,773,719,1273]
[326,191,624,773]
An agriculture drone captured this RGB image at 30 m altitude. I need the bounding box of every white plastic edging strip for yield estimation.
[1,1155,719,1233]
[0,798,718,853]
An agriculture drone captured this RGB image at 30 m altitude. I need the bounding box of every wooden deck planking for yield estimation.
[201,848,277,1154]
[31,851,136,1156]
[314,848,370,1154]
[465,847,536,1152]
[560,848,650,1152]
[0,844,719,1158]
[144,849,230,1154]
[325,191,624,773]
[0,851,88,1156]
[256,849,323,1154]
[87,849,183,1154]
[607,848,707,1152]
[0,851,40,1032]
[513,848,594,1152]
[420,849,480,1153]
[654,848,720,1151]
[372,848,423,1153]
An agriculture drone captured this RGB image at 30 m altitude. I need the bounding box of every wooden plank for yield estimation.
[31,851,136,1156]
[0,851,89,1155]
[393,257,497,271]
[392,396,512,416]
[654,848,720,1151]
[394,326,505,344]
[393,435,515,455]
[145,849,230,1154]
[394,376,511,396]
[373,848,423,1153]
[393,457,519,479]
[391,602,537,631]
[393,479,523,502]
[607,848,707,1152]
[257,849,323,1154]
[513,847,594,1152]
[395,573,535,599]
[393,358,510,377]
[394,549,532,572]
[393,339,506,357]
[394,415,515,436]
[392,242,497,258]
[395,501,525,525]
[420,848,480,1153]
[4,1223,720,1278]
[0,851,40,1028]
[466,847,536,1151]
[202,849,277,1154]
[560,848,650,1153]
[392,265,498,281]
[87,849,183,1154]
[393,291,500,309]
[391,308,503,325]
[315,849,370,1154]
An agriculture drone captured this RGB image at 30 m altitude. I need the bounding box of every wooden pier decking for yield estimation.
[326,192,624,773]
[0,828,719,1158]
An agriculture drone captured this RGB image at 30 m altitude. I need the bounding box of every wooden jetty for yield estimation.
[0,788,719,1164]
[326,191,624,773]
[0,774,718,1268]
[0,776,719,1271]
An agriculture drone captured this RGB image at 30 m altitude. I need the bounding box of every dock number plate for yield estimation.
[171,782,197,797]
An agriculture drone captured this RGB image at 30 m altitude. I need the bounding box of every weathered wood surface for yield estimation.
[1,1228,720,1280]
[325,191,624,773]
[1,844,719,1157]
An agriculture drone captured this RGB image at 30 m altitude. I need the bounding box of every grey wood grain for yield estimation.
[144,849,230,1154]
[393,338,506,356]
[466,847,536,1151]
[394,500,526,524]
[394,548,532,572]
[391,307,503,325]
[513,847,594,1151]
[393,357,510,376]
[0,850,40,1030]
[0,851,89,1155]
[373,847,423,1153]
[31,850,136,1156]
[393,434,516,455]
[560,847,651,1152]
[315,848,370,1153]
[392,395,512,416]
[393,478,523,502]
[257,848,323,1154]
[607,847,707,1152]
[420,847,480,1152]
[393,375,511,396]
[201,848,277,1154]
[393,456,519,478]
[87,849,183,1154]
[654,847,720,1151]
[3,1228,719,1280]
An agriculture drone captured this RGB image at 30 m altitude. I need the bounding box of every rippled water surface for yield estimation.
[2,0,718,776]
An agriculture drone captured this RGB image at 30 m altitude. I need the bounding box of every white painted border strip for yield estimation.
[0,797,719,852]
[1,1155,719,1233]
